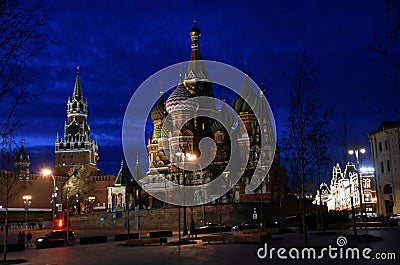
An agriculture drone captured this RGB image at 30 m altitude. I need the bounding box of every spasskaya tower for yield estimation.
[55,66,99,176]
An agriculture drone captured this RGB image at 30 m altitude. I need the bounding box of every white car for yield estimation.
[389,213,400,222]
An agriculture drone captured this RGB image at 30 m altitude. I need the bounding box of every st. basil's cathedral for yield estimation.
[143,21,287,207]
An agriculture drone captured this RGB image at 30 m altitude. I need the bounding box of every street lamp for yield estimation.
[348,148,366,223]
[176,149,197,239]
[22,195,32,227]
[42,168,57,228]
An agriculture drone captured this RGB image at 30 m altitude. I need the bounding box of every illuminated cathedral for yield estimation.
[143,21,287,207]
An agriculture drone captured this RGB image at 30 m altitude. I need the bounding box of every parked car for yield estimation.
[196,222,231,233]
[34,230,76,249]
[389,213,400,222]
[232,222,260,231]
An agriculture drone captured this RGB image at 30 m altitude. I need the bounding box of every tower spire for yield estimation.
[73,65,83,101]
[189,20,202,61]
[179,62,183,83]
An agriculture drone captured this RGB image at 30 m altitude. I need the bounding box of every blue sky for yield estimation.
[15,0,399,178]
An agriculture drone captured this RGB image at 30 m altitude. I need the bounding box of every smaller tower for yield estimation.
[14,144,30,180]
[185,20,213,98]
[148,86,170,170]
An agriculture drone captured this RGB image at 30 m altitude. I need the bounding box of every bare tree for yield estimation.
[0,0,48,139]
[283,51,333,246]
[0,0,48,261]
[370,0,400,115]
[371,0,400,73]
[0,138,30,260]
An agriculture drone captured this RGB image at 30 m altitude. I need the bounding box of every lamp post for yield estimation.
[349,181,357,235]
[66,189,69,242]
[42,168,57,228]
[176,148,196,239]
[348,148,366,223]
[22,195,32,227]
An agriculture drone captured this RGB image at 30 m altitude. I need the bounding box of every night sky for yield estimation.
[15,1,399,179]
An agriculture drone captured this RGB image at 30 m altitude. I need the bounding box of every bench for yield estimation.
[114,233,140,241]
[357,222,383,229]
[264,227,280,234]
[234,234,260,243]
[80,235,108,245]
[243,229,261,234]
[148,230,173,238]
[201,235,225,244]
[125,237,167,246]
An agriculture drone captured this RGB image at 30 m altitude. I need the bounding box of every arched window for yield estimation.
[384,184,393,194]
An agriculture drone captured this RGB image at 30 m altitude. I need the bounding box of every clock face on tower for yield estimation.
[67,123,79,136]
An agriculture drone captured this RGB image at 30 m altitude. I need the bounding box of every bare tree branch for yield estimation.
[283,51,334,246]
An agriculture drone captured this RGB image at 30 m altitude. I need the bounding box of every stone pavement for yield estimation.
[2,227,399,265]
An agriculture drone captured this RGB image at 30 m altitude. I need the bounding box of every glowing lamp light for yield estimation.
[348,150,354,155]
[360,148,366,154]
[360,167,375,173]
[188,154,197,161]
[42,168,52,176]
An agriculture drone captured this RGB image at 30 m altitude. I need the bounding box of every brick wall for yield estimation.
[69,201,326,230]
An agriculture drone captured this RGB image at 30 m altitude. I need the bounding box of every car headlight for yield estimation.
[37,238,43,242]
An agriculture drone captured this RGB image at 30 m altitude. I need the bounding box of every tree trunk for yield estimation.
[301,178,308,247]
[3,209,8,261]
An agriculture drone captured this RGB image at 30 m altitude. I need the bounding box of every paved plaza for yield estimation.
[1,228,399,265]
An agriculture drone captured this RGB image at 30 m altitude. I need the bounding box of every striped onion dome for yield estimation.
[160,119,173,137]
[150,95,166,121]
[166,81,198,114]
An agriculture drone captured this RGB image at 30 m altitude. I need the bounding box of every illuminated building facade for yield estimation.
[316,163,377,216]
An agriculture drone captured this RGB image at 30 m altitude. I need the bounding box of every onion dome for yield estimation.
[153,124,162,139]
[150,94,166,121]
[166,78,199,114]
[160,118,173,137]
[232,75,258,114]
[190,20,201,36]
[154,149,170,167]
[211,100,236,132]
[211,121,225,133]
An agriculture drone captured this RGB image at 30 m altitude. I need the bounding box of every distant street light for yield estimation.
[42,168,57,228]
[348,148,366,223]
[22,195,32,227]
